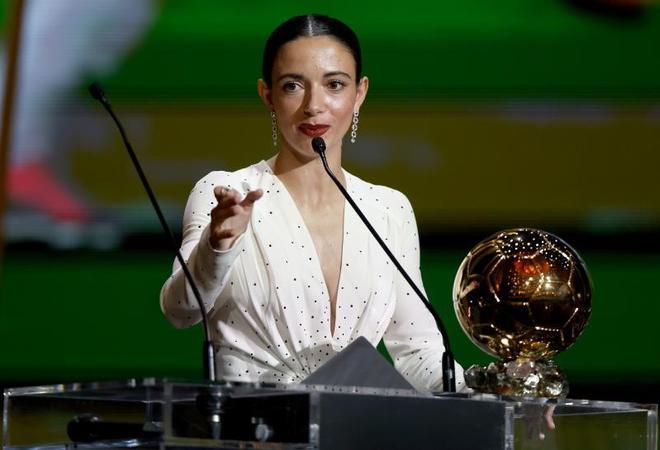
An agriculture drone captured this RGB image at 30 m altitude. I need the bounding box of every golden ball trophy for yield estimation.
[453,229,592,398]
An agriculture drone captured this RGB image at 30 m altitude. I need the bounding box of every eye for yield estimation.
[282,81,301,92]
[328,79,346,91]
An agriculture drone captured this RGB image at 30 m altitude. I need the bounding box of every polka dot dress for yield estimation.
[160,160,466,392]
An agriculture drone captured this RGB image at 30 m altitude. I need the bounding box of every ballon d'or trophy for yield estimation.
[453,229,592,398]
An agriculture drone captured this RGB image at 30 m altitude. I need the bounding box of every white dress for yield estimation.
[160,160,465,391]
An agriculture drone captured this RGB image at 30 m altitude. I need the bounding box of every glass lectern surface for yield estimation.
[3,378,657,449]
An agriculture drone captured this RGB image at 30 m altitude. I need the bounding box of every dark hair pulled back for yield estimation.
[262,14,362,87]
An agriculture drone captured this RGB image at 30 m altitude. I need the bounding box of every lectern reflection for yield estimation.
[520,401,557,441]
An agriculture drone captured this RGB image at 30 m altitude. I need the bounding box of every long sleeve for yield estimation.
[382,193,466,392]
[160,172,246,328]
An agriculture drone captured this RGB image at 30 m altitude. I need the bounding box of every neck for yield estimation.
[270,143,345,206]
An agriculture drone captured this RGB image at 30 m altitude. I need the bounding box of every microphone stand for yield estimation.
[312,137,456,392]
[89,83,225,439]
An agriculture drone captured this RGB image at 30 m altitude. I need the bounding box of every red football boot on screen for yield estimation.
[8,161,91,223]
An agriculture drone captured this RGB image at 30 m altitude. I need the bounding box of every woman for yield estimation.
[160,14,465,392]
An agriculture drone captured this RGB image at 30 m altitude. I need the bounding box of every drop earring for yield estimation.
[351,111,359,144]
[271,111,278,147]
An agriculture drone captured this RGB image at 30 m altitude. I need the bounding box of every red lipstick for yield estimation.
[299,124,330,137]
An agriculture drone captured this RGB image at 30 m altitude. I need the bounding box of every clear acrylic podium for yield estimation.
[3,378,657,449]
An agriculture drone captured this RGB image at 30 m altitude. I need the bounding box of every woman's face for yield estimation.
[259,35,368,159]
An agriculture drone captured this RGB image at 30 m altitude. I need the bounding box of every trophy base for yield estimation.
[465,358,569,399]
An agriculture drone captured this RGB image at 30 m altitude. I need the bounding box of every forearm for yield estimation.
[160,225,245,328]
[385,333,467,392]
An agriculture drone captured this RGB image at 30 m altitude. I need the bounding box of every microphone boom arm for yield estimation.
[89,83,217,382]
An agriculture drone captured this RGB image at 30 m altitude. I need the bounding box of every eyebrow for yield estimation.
[276,71,353,83]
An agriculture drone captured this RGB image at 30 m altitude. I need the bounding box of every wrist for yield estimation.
[209,233,238,251]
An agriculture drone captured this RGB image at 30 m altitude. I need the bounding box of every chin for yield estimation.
[283,142,319,162]
[283,133,338,160]
[298,136,327,152]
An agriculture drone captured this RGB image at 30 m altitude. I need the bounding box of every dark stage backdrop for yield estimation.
[0,0,658,400]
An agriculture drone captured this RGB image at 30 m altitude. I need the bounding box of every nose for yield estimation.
[303,84,325,116]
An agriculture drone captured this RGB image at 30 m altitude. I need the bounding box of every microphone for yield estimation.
[90,82,226,439]
[88,82,108,103]
[311,137,457,392]
[88,82,216,382]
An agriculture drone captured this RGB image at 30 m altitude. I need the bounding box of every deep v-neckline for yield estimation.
[262,160,349,338]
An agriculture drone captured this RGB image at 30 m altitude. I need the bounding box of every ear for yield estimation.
[353,76,369,114]
[257,79,273,109]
